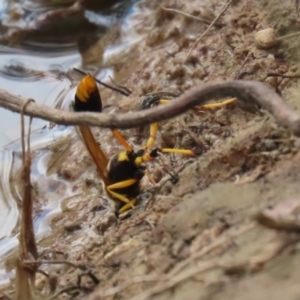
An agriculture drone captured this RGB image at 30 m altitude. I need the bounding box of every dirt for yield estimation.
[3,0,300,299]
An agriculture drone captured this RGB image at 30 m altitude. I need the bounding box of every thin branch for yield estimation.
[73,68,131,97]
[266,72,300,79]
[108,75,132,95]
[234,51,253,79]
[23,259,94,271]
[183,0,233,63]
[276,31,300,41]
[100,275,169,297]
[155,0,214,25]
[1,80,300,136]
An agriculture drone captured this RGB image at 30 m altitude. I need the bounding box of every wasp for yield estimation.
[141,92,236,111]
[74,74,195,213]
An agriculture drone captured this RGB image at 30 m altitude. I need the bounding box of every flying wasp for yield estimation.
[74,74,195,213]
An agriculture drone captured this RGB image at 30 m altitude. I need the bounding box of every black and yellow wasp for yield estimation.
[74,74,236,213]
[74,74,195,213]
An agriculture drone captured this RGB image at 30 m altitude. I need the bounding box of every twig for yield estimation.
[23,259,95,271]
[73,68,131,97]
[131,261,219,300]
[15,98,37,300]
[266,72,300,79]
[108,75,132,95]
[50,286,80,299]
[1,80,300,136]
[276,31,300,41]
[155,0,214,25]
[100,275,169,297]
[183,0,233,63]
[234,51,253,79]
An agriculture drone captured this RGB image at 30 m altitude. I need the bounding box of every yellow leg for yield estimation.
[159,99,172,105]
[157,97,236,110]
[145,122,158,150]
[200,97,237,109]
[112,129,133,152]
[145,170,157,185]
[107,178,138,210]
[143,99,171,151]
[119,198,137,213]
[161,148,195,156]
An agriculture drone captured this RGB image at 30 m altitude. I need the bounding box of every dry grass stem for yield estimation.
[183,0,233,63]
[155,0,213,25]
[276,31,300,41]
[15,99,38,300]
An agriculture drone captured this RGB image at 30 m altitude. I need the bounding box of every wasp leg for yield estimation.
[145,170,157,185]
[159,97,236,110]
[142,99,171,151]
[119,198,137,213]
[144,122,158,150]
[161,148,195,156]
[200,97,237,109]
[157,96,237,110]
[158,99,172,105]
[112,129,133,152]
[107,179,138,211]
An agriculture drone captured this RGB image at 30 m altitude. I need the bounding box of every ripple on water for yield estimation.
[0,0,153,287]
[0,151,19,241]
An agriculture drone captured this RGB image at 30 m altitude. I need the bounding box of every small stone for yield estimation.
[254,28,278,49]
[264,54,275,67]
[64,221,82,232]
[265,76,277,88]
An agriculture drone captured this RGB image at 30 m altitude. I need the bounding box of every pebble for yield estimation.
[254,28,277,49]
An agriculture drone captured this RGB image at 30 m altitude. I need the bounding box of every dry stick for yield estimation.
[183,0,233,63]
[16,99,37,300]
[276,30,300,41]
[266,72,300,79]
[100,275,170,297]
[19,98,37,259]
[155,0,213,25]
[1,80,300,135]
[234,50,253,79]
[24,259,94,271]
[73,68,131,97]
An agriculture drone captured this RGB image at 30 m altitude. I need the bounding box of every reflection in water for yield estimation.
[0,151,19,240]
[0,53,78,147]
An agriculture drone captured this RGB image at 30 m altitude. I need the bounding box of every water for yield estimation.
[0,0,151,286]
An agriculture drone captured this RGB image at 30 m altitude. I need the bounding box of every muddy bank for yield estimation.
[2,0,300,299]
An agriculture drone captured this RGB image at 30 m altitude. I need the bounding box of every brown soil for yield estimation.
[3,0,300,299]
